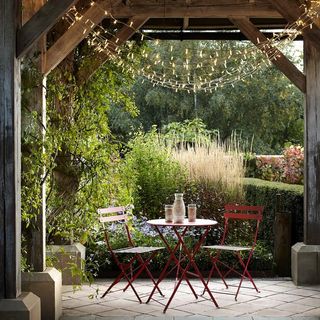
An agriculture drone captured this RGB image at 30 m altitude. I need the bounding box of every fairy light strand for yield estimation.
[61,1,320,92]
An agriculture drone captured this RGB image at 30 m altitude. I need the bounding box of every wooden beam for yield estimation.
[106,2,282,18]
[268,0,303,23]
[43,0,122,75]
[304,37,320,245]
[230,17,306,92]
[270,0,320,52]
[137,31,303,41]
[310,1,320,28]
[183,17,189,30]
[78,16,148,83]
[17,0,78,58]
[0,0,22,299]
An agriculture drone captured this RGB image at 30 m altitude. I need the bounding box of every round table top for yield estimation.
[147,218,218,227]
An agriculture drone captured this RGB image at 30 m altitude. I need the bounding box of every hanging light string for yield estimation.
[60,1,320,92]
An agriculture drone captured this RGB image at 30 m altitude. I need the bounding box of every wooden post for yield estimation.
[304,38,320,245]
[22,0,47,273]
[0,0,22,299]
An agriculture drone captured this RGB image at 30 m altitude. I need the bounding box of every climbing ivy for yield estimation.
[21,42,142,269]
[45,60,138,244]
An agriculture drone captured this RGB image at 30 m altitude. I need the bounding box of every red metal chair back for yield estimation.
[221,204,264,249]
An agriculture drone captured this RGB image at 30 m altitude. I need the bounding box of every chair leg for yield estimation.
[205,251,258,301]
[122,253,165,297]
[214,261,229,289]
[235,252,259,301]
[202,261,215,295]
[101,271,125,298]
[101,258,142,303]
[202,254,228,295]
[139,259,165,297]
[101,256,137,298]
[119,264,143,303]
[175,243,182,286]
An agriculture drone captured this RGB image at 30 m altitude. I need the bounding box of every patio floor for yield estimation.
[61,278,320,320]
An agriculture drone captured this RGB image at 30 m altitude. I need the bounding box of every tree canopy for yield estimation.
[109,40,304,154]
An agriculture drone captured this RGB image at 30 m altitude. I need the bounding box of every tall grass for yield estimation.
[172,138,245,200]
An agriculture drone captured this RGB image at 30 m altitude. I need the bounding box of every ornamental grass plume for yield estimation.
[172,138,245,200]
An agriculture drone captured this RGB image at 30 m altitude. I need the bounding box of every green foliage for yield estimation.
[123,128,187,218]
[21,45,139,256]
[114,119,245,224]
[206,65,303,153]
[45,62,137,244]
[21,58,50,227]
[162,118,218,144]
[244,178,304,251]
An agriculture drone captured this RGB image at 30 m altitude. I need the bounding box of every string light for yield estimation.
[62,1,320,92]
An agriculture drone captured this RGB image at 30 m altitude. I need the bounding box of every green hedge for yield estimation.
[244,178,304,249]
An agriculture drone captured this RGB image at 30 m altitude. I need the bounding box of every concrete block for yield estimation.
[0,292,41,320]
[47,243,86,285]
[22,267,62,320]
[292,242,320,285]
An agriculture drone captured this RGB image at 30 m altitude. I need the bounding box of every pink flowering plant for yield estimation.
[282,145,304,184]
[256,145,304,185]
[256,155,284,182]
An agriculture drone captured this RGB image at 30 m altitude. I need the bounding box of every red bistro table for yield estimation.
[146,218,219,312]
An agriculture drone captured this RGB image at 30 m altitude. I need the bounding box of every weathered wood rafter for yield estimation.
[269,0,320,52]
[78,16,148,83]
[17,0,78,58]
[230,17,306,93]
[137,31,303,41]
[43,0,122,75]
[105,2,281,18]
[143,17,287,31]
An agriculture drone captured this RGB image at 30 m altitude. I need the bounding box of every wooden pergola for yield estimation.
[1,0,320,315]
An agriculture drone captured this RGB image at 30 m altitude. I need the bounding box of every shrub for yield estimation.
[244,177,304,250]
[255,145,304,185]
[123,128,186,219]
[256,155,284,182]
[282,145,304,184]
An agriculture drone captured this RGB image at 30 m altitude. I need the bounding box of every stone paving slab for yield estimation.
[60,278,320,320]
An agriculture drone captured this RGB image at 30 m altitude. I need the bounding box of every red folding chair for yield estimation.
[98,206,164,303]
[203,204,263,300]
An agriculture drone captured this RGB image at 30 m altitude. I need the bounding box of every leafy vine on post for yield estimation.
[22,35,140,284]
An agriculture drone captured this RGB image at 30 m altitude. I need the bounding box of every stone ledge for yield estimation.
[0,292,41,320]
[292,242,320,285]
[22,267,62,320]
[47,243,86,285]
